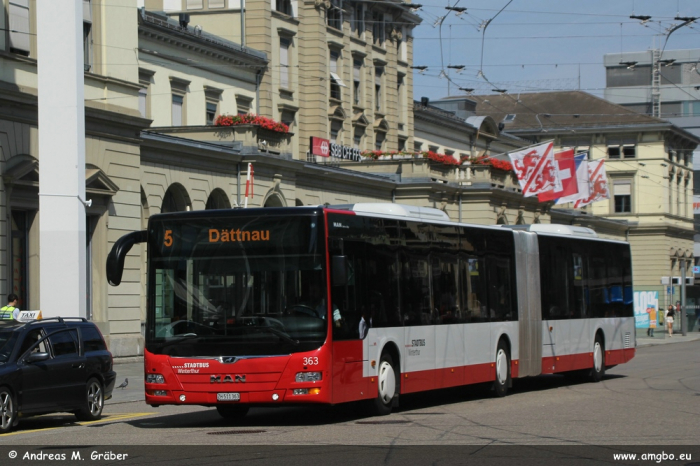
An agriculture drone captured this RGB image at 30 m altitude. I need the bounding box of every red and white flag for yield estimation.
[555,153,590,205]
[537,149,578,203]
[244,163,254,208]
[509,141,561,198]
[573,159,609,208]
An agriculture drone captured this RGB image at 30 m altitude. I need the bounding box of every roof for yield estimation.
[469,91,675,133]
[138,9,267,64]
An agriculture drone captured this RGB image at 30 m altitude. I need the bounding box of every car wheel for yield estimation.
[493,339,511,397]
[216,405,250,419]
[75,378,104,421]
[373,352,398,416]
[0,388,17,433]
[590,334,605,383]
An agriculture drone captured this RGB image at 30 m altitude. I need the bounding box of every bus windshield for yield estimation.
[146,212,328,357]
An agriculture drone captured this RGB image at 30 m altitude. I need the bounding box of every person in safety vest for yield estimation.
[0,293,20,320]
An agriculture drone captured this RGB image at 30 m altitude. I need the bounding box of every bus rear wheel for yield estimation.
[590,334,605,383]
[493,340,511,397]
[373,353,398,416]
[216,405,250,419]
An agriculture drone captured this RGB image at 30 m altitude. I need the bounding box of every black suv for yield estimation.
[0,317,116,433]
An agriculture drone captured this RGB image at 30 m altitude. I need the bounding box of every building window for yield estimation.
[170,78,189,126]
[330,121,343,144]
[327,0,342,30]
[9,0,31,56]
[374,66,384,112]
[138,70,153,119]
[139,87,148,118]
[607,137,636,159]
[353,59,362,105]
[613,179,631,213]
[372,12,385,46]
[187,0,203,9]
[172,95,184,126]
[398,138,407,152]
[275,0,292,15]
[352,4,364,38]
[397,73,405,124]
[330,50,345,101]
[204,87,221,125]
[280,110,295,131]
[205,102,217,125]
[353,127,364,149]
[414,141,423,152]
[236,96,252,115]
[280,38,290,89]
[83,0,93,71]
[375,131,386,151]
[560,137,590,154]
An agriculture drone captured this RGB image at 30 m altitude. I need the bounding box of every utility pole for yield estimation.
[37,1,87,318]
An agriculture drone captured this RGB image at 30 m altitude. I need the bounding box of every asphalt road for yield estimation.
[1,338,698,448]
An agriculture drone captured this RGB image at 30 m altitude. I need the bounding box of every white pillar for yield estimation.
[37,1,86,319]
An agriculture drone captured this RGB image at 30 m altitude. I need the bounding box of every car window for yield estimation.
[0,330,18,363]
[48,329,79,358]
[82,326,107,352]
[19,329,47,356]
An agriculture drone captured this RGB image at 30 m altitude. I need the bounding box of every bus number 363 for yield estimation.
[303,357,319,365]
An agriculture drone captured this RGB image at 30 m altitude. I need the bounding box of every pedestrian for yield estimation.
[0,293,20,321]
[646,305,657,337]
[665,304,675,337]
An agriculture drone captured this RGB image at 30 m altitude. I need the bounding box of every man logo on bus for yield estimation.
[209,229,270,243]
[211,374,246,383]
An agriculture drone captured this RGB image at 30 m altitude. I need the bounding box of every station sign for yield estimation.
[310,137,361,162]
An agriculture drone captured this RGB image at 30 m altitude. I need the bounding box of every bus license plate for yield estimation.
[217,393,240,401]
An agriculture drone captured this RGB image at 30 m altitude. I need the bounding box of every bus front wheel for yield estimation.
[373,353,398,416]
[493,340,511,397]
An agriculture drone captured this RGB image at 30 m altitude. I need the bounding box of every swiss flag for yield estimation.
[537,150,577,202]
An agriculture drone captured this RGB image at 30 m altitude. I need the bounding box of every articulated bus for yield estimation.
[106,203,635,418]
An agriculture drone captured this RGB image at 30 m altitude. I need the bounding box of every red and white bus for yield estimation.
[107,203,635,418]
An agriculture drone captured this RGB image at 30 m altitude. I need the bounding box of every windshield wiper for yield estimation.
[254,326,299,346]
[159,333,199,349]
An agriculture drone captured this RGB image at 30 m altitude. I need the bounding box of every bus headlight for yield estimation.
[146,374,165,384]
[295,372,322,382]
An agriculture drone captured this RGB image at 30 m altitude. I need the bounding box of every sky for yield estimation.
[410,0,700,101]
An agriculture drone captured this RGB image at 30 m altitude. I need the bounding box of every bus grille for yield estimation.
[623,332,632,348]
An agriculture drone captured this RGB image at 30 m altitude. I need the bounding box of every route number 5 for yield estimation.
[164,230,173,247]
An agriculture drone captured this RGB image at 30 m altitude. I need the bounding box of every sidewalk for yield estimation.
[107,360,145,405]
[635,332,700,347]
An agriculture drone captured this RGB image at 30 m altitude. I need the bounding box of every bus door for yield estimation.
[538,236,576,373]
[329,241,369,404]
[513,231,542,377]
[400,253,436,393]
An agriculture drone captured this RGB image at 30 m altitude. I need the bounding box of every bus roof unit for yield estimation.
[337,203,451,222]
[505,224,598,238]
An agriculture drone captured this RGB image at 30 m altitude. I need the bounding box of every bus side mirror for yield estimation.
[106,230,147,286]
[332,256,347,286]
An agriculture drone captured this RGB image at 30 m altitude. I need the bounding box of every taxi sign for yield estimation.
[16,310,42,322]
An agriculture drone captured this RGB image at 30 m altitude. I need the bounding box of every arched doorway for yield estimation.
[263,192,286,208]
[206,188,231,210]
[161,183,191,213]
